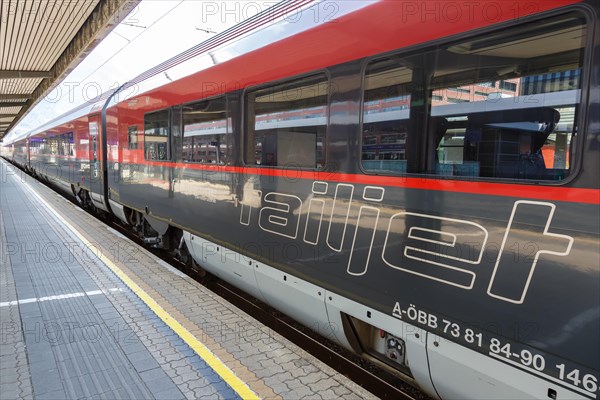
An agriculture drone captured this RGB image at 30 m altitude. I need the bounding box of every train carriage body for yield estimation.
[4,1,599,398]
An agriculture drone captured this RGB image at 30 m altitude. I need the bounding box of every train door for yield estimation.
[26,138,30,168]
[169,106,180,198]
[87,114,108,211]
[88,116,100,192]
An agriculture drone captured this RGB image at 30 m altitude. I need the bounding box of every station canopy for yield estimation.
[0,0,140,140]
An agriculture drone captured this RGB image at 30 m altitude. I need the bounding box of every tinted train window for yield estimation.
[362,13,587,182]
[65,132,74,156]
[362,59,413,174]
[144,110,170,160]
[245,74,328,169]
[43,135,60,155]
[182,97,230,164]
[427,14,586,181]
[128,126,138,150]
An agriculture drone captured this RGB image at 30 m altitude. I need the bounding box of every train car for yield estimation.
[11,137,28,171]
[0,143,14,161]
[3,1,598,398]
[9,100,113,207]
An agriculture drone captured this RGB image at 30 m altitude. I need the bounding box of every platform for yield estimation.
[0,158,376,400]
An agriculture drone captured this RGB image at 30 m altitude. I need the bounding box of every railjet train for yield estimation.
[2,0,599,398]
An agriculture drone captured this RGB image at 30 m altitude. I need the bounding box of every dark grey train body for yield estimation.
[113,158,600,372]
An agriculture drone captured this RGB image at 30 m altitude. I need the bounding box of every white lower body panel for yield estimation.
[427,336,592,400]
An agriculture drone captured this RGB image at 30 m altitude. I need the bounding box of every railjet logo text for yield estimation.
[239,181,573,305]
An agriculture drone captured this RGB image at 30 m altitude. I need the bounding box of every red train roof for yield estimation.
[121,0,582,110]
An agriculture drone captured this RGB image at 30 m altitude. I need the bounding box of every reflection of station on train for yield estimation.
[361,70,578,177]
[173,71,578,173]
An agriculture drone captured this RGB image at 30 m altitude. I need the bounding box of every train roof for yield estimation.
[7,0,371,144]
[20,97,110,141]
[104,0,372,107]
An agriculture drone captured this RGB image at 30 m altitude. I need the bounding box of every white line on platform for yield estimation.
[0,288,123,307]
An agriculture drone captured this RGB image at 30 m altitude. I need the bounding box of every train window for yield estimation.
[361,59,414,174]
[361,13,587,182]
[181,97,231,164]
[44,135,60,156]
[424,13,587,181]
[57,135,65,156]
[144,109,170,161]
[128,126,138,150]
[57,132,74,156]
[29,138,39,155]
[245,73,328,169]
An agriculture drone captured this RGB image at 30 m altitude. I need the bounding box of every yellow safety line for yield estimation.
[15,170,260,400]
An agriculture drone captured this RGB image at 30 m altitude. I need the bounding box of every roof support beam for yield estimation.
[0,102,27,108]
[0,94,32,100]
[0,114,18,117]
[0,70,51,79]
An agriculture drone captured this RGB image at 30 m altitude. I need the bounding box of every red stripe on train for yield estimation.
[137,161,600,205]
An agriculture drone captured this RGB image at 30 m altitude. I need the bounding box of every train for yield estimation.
[2,0,598,398]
